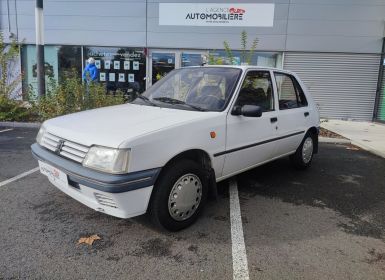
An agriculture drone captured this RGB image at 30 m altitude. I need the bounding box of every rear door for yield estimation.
[221,70,278,177]
[272,71,309,157]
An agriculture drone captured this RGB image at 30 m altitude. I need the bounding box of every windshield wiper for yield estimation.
[153,97,207,111]
[136,94,157,106]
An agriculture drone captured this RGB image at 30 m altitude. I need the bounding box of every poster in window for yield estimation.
[99,72,106,81]
[118,73,125,82]
[133,61,139,70]
[128,74,135,83]
[104,60,111,69]
[124,61,130,70]
[109,73,115,82]
[114,61,120,70]
[95,60,101,69]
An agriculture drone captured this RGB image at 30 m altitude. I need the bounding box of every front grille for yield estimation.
[41,132,89,163]
[94,193,118,208]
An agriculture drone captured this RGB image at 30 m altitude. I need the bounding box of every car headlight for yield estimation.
[36,124,46,145]
[83,146,130,174]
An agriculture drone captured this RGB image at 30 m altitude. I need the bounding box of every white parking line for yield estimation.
[0,167,39,187]
[0,128,13,133]
[229,179,250,280]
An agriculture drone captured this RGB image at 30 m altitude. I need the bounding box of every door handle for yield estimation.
[270,117,278,123]
[304,112,309,117]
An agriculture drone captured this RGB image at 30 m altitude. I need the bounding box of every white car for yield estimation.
[32,66,320,231]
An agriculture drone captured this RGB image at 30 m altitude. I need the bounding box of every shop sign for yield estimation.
[159,3,274,27]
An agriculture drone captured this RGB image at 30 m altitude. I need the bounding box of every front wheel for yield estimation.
[148,159,208,231]
[290,132,315,169]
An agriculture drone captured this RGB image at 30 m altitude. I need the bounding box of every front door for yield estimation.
[222,70,278,177]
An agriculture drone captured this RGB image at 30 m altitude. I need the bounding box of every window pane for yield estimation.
[142,67,241,111]
[235,71,274,112]
[152,52,175,85]
[21,45,81,98]
[57,46,82,81]
[208,51,280,67]
[181,53,204,67]
[293,78,308,107]
[275,73,299,110]
[84,46,146,93]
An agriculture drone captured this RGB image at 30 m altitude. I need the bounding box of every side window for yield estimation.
[275,72,307,109]
[293,78,308,107]
[235,71,274,112]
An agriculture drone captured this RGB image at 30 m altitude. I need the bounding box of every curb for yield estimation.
[0,122,41,128]
[319,137,351,144]
[320,137,385,158]
[350,140,385,159]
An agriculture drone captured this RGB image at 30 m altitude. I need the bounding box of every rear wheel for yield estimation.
[290,132,315,169]
[148,159,208,231]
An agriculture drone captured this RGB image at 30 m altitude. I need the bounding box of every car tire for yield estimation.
[290,132,315,170]
[148,159,209,231]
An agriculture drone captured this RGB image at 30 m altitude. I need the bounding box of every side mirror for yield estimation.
[232,105,262,117]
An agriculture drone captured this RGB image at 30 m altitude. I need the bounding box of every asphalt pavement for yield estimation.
[1,126,385,279]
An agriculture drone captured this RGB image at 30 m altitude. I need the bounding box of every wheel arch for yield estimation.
[162,148,213,173]
[306,126,319,154]
[155,149,217,198]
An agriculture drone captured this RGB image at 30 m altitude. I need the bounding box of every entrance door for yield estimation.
[150,51,176,86]
[148,50,209,89]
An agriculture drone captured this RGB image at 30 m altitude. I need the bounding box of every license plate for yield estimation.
[39,161,68,189]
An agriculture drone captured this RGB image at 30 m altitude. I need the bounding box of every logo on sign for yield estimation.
[185,6,245,22]
[229,8,245,14]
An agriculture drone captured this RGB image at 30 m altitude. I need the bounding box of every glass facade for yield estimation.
[84,46,146,93]
[21,45,81,98]
[21,45,146,97]
[20,45,283,98]
[151,52,175,85]
[181,53,204,67]
[208,50,282,68]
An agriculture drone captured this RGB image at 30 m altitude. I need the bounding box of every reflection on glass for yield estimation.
[152,52,175,85]
[181,53,203,67]
[208,51,281,68]
[141,67,242,112]
[21,45,82,98]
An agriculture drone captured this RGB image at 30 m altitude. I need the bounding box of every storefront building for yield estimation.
[1,0,385,121]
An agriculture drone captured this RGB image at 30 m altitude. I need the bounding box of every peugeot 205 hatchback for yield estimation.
[32,66,320,231]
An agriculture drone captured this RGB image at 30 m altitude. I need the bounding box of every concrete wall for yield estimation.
[1,0,384,53]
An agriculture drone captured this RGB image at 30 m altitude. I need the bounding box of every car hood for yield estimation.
[44,103,217,148]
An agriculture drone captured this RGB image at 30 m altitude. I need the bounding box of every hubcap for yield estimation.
[302,137,313,164]
[168,174,202,221]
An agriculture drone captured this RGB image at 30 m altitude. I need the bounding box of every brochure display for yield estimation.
[100,72,106,81]
[83,47,146,93]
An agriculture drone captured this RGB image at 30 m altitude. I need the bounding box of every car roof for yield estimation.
[182,65,296,75]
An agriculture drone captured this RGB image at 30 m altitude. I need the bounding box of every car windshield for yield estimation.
[133,67,242,112]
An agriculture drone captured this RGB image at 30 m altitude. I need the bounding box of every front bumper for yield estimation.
[31,143,161,218]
